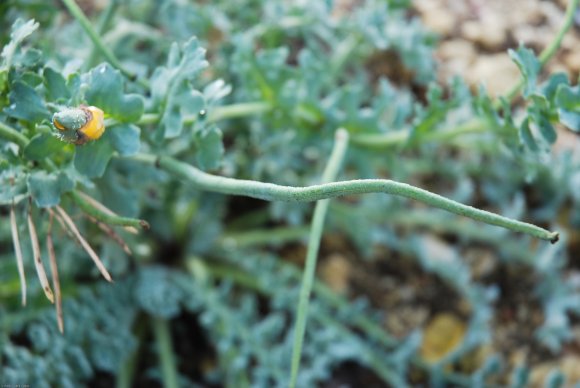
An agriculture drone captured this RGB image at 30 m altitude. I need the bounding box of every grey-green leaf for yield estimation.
[519,118,538,152]
[108,124,141,156]
[44,67,70,102]
[27,170,73,208]
[555,84,580,132]
[85,63,144,123]
[195,125,224,171]
[1,19,39,69]
[73,135,115,178]
[5,81,50,122]
[508,45,540,99]
[24,133,68,161]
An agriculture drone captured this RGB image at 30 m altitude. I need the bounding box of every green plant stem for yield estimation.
[117,316,147,388]
[289,128,349,388]
[60,0,147,87]
[130,154,558,243]
[71,190,150,230]
[207,101,272,122]
[152,317,180,388]
[351,118,487,149]
[137,102,272,126]
[87,0,119,69]
[502,0,579,103]
[0,121,30,148]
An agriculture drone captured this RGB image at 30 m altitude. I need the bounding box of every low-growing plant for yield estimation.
[1,0,579,386]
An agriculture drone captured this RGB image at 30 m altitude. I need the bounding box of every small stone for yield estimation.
[462,20,506,50]
[467,54,520,97]
[563,50,580,73]
[319,254,351,294]
[422,7,456,36]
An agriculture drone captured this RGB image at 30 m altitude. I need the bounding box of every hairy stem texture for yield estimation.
[132,154,558,243]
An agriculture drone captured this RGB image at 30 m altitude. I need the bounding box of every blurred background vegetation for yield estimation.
[1,0,579,387]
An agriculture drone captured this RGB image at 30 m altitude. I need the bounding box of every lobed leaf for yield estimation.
[24,133,68,161]
[150,37,208,138]
[27,170,74,208]
[84,64,144,123]
[555,84,580,132]
[4,81,50,122]
[509,45,541,98]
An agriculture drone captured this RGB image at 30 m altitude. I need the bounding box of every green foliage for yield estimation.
[1,0,579,387]
[151,38,207,139]
[27,170,73,208]
[84,64,144,123]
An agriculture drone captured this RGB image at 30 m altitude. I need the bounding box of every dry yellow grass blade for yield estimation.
[54,206,113,282]
[27,207,54,303]
[75,191,139,234]
[47,214,64,333]
[10,204,27,306]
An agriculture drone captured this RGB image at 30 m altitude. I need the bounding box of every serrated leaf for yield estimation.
[44,67,70,102]
[85,63,144,123]
[24,133,68,161]
[555,84,580,132]
[151,38,208,138]
[195,125,224,170]
[107,124,140,156]
[27,170,73,208]
[73,133,115,178]
[508,45,540,98]
[4,81,50,122]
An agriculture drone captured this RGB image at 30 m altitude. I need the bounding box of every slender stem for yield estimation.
[71,190,149,230]
[207,102,272,122]
[117,317,146,388]
[130,154,558,243]
[289,129,349,388]
[0,121,30,148]
[136,102,272,126]
[86,0,119,69]
[351,119,487,149]
[502,0,579,103]
[152,317,180,388]
[60,0,147,87]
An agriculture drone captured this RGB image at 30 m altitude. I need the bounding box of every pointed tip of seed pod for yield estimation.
[550,232,560,244]
[104,272,114,283]
[46,288,55,304]
[139,220,150,230]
